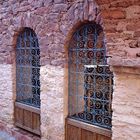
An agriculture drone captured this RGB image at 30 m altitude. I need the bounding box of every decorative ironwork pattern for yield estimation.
[16,28,40,108]
[68,23,113,129]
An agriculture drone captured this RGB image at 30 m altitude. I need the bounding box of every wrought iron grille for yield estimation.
[68,23,113,129]
[16,27,40,108]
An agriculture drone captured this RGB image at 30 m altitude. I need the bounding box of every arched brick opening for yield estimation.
[14,27,41,135]
[63,1,114,140]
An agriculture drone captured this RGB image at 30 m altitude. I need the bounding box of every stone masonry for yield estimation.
[0,0,140,140]
[111,66,140,140]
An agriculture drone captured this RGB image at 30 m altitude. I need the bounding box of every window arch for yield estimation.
[16,27,40,108]
[68,23,113,129]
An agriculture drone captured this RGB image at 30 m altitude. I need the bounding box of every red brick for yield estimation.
[110,0,140,8]
[102,10,126,19]
[96,0,111,5]
[126,22,140,31]
[134,31,140,37]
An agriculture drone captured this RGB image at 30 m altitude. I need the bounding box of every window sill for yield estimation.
[66,118,112,137]
[15,102,40,114]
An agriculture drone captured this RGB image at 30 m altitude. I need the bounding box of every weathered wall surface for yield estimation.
[112,67,140,140]
[0,0,140,140]
[0,64,13,125]
[40,65,65,140]
[97,1,140,140]
[96,0,140,67]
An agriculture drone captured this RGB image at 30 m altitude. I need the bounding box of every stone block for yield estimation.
[112,67,140,140]
[102,10,126,19]
[126,5,140,19]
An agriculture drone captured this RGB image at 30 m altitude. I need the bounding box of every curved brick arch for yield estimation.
[63,0,111,139]
[62,2,114,140]
[63,0,104,48]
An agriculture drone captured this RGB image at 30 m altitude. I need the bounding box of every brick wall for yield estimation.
[96,0,140,67]
[0,0,140,140]
[96,1,140,140]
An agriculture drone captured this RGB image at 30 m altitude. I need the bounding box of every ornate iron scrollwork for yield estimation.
[16,28,40,108]
[68,23,113,129]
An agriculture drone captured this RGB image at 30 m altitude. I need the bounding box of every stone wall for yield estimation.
[96,0,140,67]
[97,1,140,140]
[111,66,140,140]
[0,64,13,125]
[0,0,140,140]
[40,65,65,140]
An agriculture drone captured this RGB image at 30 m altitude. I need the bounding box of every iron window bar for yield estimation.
[68,23,113,130]
[16,27,40,108]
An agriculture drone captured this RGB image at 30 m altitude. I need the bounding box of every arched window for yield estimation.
[68,23,113,129]
[15,27,40,135]
[16,27,40,107]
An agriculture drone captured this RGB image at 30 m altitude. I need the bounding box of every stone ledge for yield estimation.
[108,58,140,69]
[110,65,140,75]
